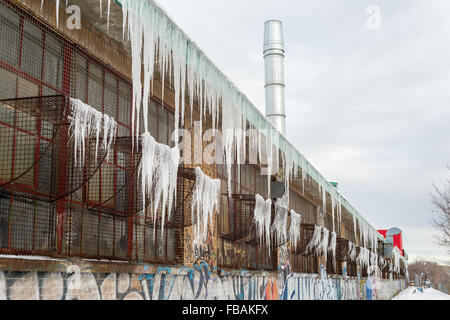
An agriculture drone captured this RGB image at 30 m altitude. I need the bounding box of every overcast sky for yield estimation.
[158,0,450,262]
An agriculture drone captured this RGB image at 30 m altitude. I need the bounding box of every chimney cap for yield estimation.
[264,20,284,53]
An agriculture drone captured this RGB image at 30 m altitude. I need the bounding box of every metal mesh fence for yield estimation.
[0,0,184,264]
[289,223,319,273]
[217,193,277,270]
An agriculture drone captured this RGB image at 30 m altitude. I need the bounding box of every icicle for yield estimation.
[337,199,342,234]
[289,210,301,252]
[321,185,326,212]
[317,227,329,262]
[378,255,385,270]
[306,225,322,255]
[348,241,357,261]
[254,194,272,254]
[368,251,378,276]
[191,167,221,248]
[40,0,44,12]
[328,231,337,270]
[56,0,59,28]
[271,193,288,247]
[68,98,117,167]
[139,132,180,238]
[392,247,403,275]
[107,0,111,32]
[99,0,102,18]
[356,247,370,271]
[331,196,335,233]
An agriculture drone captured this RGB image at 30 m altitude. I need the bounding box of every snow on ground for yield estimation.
[393,286,450,300]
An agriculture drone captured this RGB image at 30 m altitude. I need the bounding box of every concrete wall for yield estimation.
[0,258,406,300]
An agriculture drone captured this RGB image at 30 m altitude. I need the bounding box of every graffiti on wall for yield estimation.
[0,263,407,300]
[184,227,217,269]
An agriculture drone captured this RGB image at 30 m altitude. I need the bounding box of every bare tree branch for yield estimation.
[431,166,450,253]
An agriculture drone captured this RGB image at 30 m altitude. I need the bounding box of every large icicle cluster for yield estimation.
[328,231,337,269]
[139,132,180,236]
[191,167,221,248]
[306,225,323,255]
[368,251,379,275]
[391,247,407,275]
[271,194,289,247]
[119,0,303,199]
[68,98,117,167]
[348,241,357,261]
[357,216,379,252]
[317,227,330,262]
[356,247,371,271]
[305,225,331,262]
[254,194,272,252]
[378,255,387,270]
[289,210,302,252]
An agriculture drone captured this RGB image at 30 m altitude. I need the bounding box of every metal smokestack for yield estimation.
[264,20,286,135]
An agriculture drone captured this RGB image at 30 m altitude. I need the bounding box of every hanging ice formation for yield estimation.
[289,210,302,252]
[306,225,322,255]
[400,255,409,278]
[119,0,301,198]
[68,98,117,167]
[305,225,330,261]
[328,231,337,269]
[107,0,112,32]
[254,194,272,253]
[378,256,386,270]
[391,247,407,275]
[356,247,370,271]
[368,251,379,275]
[317,227,329,262]
[348,241,357,261]
[139,132,180,237]
[388,261,393,273]
[271,193,289,247]
[191,167,221,248]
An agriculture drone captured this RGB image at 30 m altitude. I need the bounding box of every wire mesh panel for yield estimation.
[290,223,319,274]
[0,94,116,256]
[0,96,66,197]
[0,95,112,200]
[0,189,57,255]
[335,237,349,275]
[217,193,277,270]
[60,137,187,263]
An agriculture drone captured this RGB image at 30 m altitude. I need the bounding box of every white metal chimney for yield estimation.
[264,20,286,135]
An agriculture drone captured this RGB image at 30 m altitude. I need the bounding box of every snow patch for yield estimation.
[393,286,450,300]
